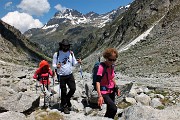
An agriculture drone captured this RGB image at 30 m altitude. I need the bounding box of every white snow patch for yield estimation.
[125,5,130,8]
[46,28,57,35]
[119,15,166,52]
[119,25,154,52]
[42,24,59,29]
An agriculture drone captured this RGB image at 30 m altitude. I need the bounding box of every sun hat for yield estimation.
[59,39,71,46]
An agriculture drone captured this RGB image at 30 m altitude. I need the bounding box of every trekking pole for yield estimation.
[79,64,83,79]
[52,77,55,103]
[58,74,61,109]
[36,80,38,94]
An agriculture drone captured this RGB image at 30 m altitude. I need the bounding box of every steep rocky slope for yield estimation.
[0,20,49,65]
[82,0,180,77]
[118,0,180,77]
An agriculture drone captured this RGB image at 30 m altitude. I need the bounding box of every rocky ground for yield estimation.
[0,60,180,120]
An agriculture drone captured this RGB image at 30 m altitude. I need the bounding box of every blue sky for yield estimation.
[0,0,134,33]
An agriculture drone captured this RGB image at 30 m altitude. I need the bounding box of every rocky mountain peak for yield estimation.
[42,6,128,29]
[54,8,84,18]
[85,12,99,18]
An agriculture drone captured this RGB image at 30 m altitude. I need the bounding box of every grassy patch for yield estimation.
[160,98,171,106]
[155,105,165,110]
[154,90,169,96]
[117,101,132,109]
[44,112,63,120]
[35,109,64,120]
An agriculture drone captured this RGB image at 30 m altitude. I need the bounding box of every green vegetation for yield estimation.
[117,101,132,109]
[160,98,171,106]
[154,90,169,97]
[35,109,64,120]
[155,105,165,110]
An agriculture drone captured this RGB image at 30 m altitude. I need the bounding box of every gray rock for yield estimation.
[135,93,151,105]
[129,88,137,97]
[150,98,163,108]
[125,97,136,104]
[120,103,180,120]
[0,86,16,101]
[0,92,40,113]
[12,79,30,92]
[143,87,150,93]
[156,94,165,99]
[0,111,27,120]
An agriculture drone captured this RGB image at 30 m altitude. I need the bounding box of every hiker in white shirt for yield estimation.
[52,39,81,114]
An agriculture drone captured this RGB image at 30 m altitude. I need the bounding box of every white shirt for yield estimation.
[52,50,78,76]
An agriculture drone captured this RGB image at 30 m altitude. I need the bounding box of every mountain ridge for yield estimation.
[2,0,180,77]
[24,6,128,57]
[0,20,50,65]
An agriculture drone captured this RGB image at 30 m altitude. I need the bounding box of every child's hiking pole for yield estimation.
[41,80,49,108]
[52,77,55,91]
[42,82,46,108]
[46,79,51,107]
[52,77,55,103]
[36,80,38,94]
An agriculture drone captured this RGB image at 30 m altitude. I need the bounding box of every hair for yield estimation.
[58,44,70,51]
[103,48,118,59]
[58,39,71,51]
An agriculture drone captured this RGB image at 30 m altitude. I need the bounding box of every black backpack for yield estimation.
[92,62,107,90]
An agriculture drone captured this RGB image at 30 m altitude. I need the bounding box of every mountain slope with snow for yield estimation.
[81,0,180,77]
[24,6,129,57]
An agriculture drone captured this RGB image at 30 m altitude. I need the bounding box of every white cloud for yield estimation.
[1,11,43,33]
[5,2,13,8]
[54,4,67,12]
[17,0,50,16]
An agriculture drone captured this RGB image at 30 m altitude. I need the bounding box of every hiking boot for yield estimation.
[68,107,72,111]
[63,107,70,114]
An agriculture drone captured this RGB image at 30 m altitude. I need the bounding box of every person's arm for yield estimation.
[96,76,102,97]
[70,52,80,66]
[112,67,121,96]
[112,78,121,96]
[33,69,39,79]
[96,65,104,106]
[49,68,54,77]
[96,81,104,106]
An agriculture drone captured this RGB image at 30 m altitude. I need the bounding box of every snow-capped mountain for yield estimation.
[42,6,129,29]
[24,5,129,57]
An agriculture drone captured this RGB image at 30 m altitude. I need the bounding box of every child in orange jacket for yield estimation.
[33,60,54,96]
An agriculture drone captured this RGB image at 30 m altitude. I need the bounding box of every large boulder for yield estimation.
[0,111,27,120]
[135,93,151,105]
[0,86,16,101]
[0,92,40,113]
[85,82,133,104]
[120,103,180,120]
